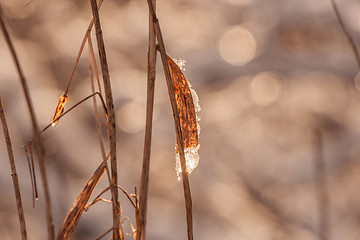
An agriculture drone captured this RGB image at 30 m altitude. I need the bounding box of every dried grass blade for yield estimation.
[0,99,28,240]
[42,92,107,133]
[51,93,69,126]
[88,33,108,163]
[95,227,113,240]
[137,1,157,238]
[0,8,54,240]
[56,161,107,240]
[166,55,198,152]
[89,0,121,239]
[64,0,105,94]
[28,142,38,201]
[145,1,193,239]
[24,142,38,208]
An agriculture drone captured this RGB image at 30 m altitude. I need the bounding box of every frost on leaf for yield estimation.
[173,58,186,71]
[51,93,69,126]
[167,55,201,180]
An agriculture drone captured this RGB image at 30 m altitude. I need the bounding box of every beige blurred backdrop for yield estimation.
[1,0,360,239]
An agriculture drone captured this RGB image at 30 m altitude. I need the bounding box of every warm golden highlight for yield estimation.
[167,55,201,180]
[167,56,199,152]
[51,93,69,126]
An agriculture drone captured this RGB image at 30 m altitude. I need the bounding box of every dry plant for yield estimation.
[0,0,200,240]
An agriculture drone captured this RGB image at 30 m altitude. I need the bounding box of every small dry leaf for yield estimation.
[167,55,201,179]
[51,93,69,126]
[56,161,106,240]
[167,56,198,151]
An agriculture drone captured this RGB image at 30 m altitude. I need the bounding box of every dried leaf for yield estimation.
[167,55,201,179]
[51,93,69,126]
[56,161,106,240]
[167,56,198,150]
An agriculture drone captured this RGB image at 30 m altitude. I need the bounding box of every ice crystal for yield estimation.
[175,145,200,181]
[174,58,186,71]
[168,55,201,180]
[175,83,201,181]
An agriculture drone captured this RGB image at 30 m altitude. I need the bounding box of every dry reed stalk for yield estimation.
[137,0,157,239]
[88,33,113,186]
[89,0,121,239]
[23,142,38,208]
[145,1,194,239]
[56,160,107,240]
[88,35,124,235]
[89,42,107,163]
[64,0,104,95]
[330,0,360,69]
[0,100,28,240]
[0,7,55,240]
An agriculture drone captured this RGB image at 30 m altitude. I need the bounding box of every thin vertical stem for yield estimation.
[0,100,28,240]
[137,0,157,239]
[145,1,193,239]
[88,33,114,190]
[0,7,54,240]
[24,142,38,208]
[64,0,104,95]
[89,1,120,239]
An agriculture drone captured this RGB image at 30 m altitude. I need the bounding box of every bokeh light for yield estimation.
[116,101,145,133]
[217,26,257,66]
[1,0,360,239]
[249,71,283,106]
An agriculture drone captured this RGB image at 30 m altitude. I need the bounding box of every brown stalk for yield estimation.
[24,142,38,208]
[145,1,193,239]
[137,0,157,239]
[0,100,28,240]
[0,7,55,240]
[56,160,107,240]
[88,33,112,185]
[89,0,121,239]
[95,227,113,240]
[330,0,360,69]
[64,0,104,95]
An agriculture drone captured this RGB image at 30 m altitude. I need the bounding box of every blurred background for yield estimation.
[1,0,360,239]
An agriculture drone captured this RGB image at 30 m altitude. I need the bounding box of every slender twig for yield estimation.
[64,0,104,95]
[86,185,137,211]
[330,0,360,69]
[89,1,120,239]
[88,33,113,189]
[23,142,38,208]
[121,217,136,240]
[0,7,55,240]
[41,92,107,133]
[313,130,330,240]
[28,142,38,202]
[145,1,193,239]
[85,198,113,212]
[0,100,28,240]
[95,227,113,240]
[137,1,157,239]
